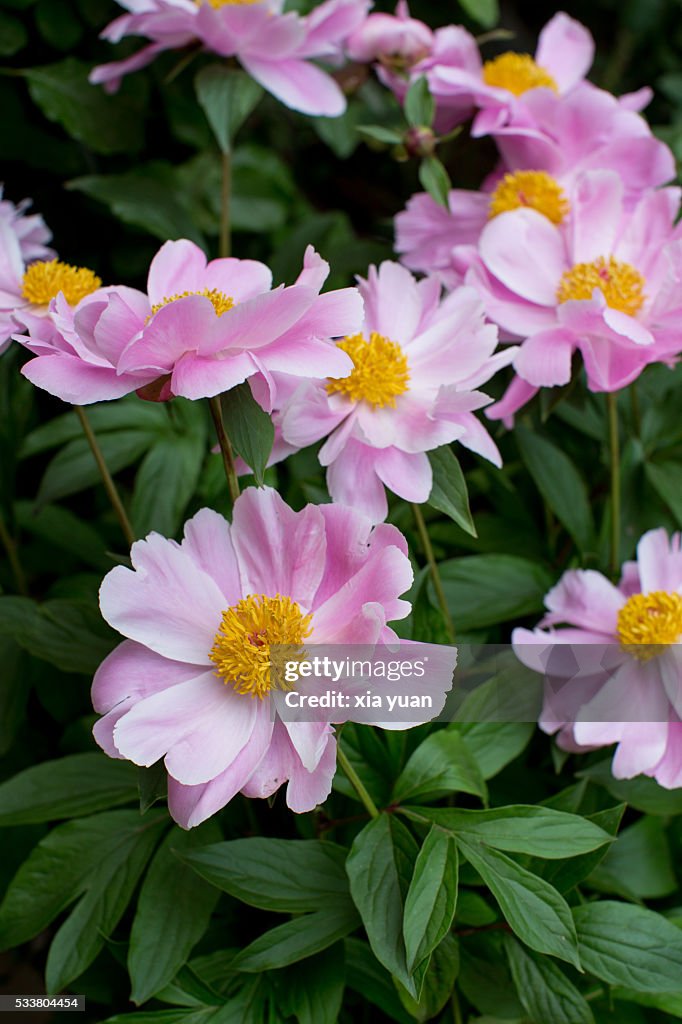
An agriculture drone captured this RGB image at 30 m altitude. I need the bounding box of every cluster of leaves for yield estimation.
[3,0,682,1022]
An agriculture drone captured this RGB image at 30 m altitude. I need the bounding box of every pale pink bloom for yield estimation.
[514,529,682,789]
[464,171,682,420]
[91,0,369,117]
[0,186,54,264]
[347,1,479,130]
[15,288,158,405]
[113,239,359,408]
[93,486,414,826]
[429,12,594,136]
[396,85,675,287]
[0,222,100,356]
[280,261,512,523]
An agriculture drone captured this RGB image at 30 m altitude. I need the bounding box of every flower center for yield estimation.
[209,593,313,699]
[556,256,645,316]
[327,331,410,408]
[617,590,682,660]
[150,289,235,317]
[488,170,569,225]
[482,53,558,96]
[21,259,101,307]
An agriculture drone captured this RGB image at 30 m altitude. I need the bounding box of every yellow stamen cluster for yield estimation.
[488,170,570,225]
[150,289,235,317]
[209,593,313,699]
[556,256,645,317]
[21,259,101,307]
[617,591,682,661]
[482,52,558,96]
[327,332,410,408]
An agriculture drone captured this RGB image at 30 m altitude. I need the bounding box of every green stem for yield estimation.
[208,396,240,504]
[75,405,135,549]
[606,393,621,578]
[220,151,231,259]
[0,513,28,596]
[336,744,379,819]
[451,990,463,1024]
[411,502,455,644]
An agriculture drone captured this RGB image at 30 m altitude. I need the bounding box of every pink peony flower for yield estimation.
[514,528,682,789]
[112,239,360,408]
[15,287,159,405]
[91,0,370,117]
[92,486,414,826]
[428,12,594,136]
[347,1,479,130]
[0,224,102,356]
[395,85,675,288]
[0,186,54,264]
[280,261,513,522]
[464,170,682,421]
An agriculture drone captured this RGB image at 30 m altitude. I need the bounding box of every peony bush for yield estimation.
[2,1,682,1021]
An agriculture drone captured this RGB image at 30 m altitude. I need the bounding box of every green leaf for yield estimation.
[346,814,419,995]
[231,905,360,972]
[611,988,682,1018]
[505,936,594,1024]
[15,501,110,570]
[458,0,499,28]
[392,730,487,804]
[138,760,167,814]
[437,555,553,631]
[276,944,345,1024]
[357,124,404,146]
[516,426,595,554]
[45,811,167,993]
[344,938,413,1024]
[578,759,682,815]
[404,806,611,859]
[37,429,155,505]
[0,810,165,951]
[68,165,206,246]
[181,837,350,912]
[0,596,115,674]
[405,76,434,127]
[403,827,458,973]
[0,638,29,756]
[132,404,207,537]
[396,934,460,1023]
[219,383,274,485]
[35,0,82,50]
[453,722,534,780]
[0,754,138,826]
[0,11,27,55]
[587,816,677,900]
[573,901,682,992]
[195,65,263,153]
[129,824,221,1005]
[428,446,476,536]
[418,156,450,207]
[25,58,144,154]
[537,804,625,895]
[458,840,581,968]
[645,460,682,527]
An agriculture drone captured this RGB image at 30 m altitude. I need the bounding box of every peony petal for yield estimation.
[478,209,566,306]
[168,703,274,827]
[231,486,327,607]
[240,55,345,116]
[99,532,227,663]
